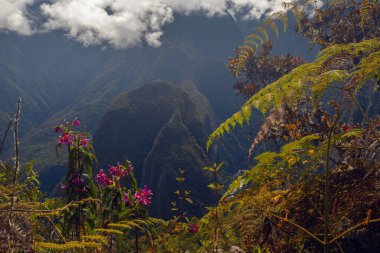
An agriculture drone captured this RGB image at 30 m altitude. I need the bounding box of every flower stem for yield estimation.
[324,129,333,253]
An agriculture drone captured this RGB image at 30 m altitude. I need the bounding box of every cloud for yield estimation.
[1,0,298,48]
[229,0,285,19]
[0,0,35,35]
[40,0,174,48]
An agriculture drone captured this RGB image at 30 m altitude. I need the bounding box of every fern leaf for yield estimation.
[280,135,319,154]
[263,19,279,38]
[94,228,124,235]
[35,241,101,251]
[360,0,375,30]
[254,27,269,42]
[83,235,108,245]
[245,34,264,45]
[206,39,380,150]
[350,50,380,92]
[312,70,349,100]
[340,128,364,140]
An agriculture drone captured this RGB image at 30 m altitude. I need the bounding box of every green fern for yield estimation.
[235,0,319,72]
[207,38,380,151]
[82,234,108,245]
[222,135,320,199]
[360,0,376,29]
[94,228,124,235]
[35,241,101,252]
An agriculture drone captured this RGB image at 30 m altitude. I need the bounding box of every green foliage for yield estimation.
[35,241,102,252]
[203,2,380,251]
[207,38,380,150]
[1,114,160,252]
[232,0,323,76]
[223,134,320,199]
[93,228,124,235]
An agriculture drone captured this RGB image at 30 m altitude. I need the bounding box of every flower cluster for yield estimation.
[123,185,153,207]
[95,162,133,187]
[61,173,87,195]
[109,162,133,178]
[188,224,199,233]
[55,118,90,148]
[134,185,153,206]
[95,169,113,186]
[57,133,74,145]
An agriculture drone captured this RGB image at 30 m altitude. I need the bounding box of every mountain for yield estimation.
[0,13,246,194]
[94,80,217,217]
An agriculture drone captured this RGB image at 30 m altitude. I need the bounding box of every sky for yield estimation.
[0,0,318,49]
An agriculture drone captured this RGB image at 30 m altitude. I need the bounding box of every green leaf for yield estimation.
[129,172,138,191]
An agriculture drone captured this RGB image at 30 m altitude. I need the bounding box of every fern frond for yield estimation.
[263,19,280,38]
[253,27,269,42]
[108,219,147,230]
[223,135,319,199]
[270,11,288,33]
[280,134,319,154]
[207,39,380,150]
[35,241,101,251]
[349,50,380,92]
[83,235,108,245]
[146,217,166,225]
[107,223,136,230]
[334,128,365,141]
[360,0,376,29]
[245,34,264,45]
[94,228,124,235]
[340,128,365,139]
[311,70,349,100]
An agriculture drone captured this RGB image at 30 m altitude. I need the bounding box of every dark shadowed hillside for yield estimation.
[94,80,216,218]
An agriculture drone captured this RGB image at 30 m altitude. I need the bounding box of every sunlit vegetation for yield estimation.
[0,0,379,252]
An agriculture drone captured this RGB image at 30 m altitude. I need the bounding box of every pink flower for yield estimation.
[109,162,130,178]
[60,183,68,191]
[71,174,84,186]
[79,137,89,147]
[134,185,153,206]
[342,123,350,132]
[109,165,120,176]
[140,185,152,196]
[188,224,199,233]
[96,169,113,186]
[123,191,131,204]
[72,117,80,127]
[57,133,73,145]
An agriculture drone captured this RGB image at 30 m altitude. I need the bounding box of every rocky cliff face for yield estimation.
[94,80,218,217]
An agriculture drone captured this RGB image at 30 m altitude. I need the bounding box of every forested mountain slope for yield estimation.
[0,14,245,191]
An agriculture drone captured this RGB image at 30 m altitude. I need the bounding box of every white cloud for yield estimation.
[0,0,35,35]
[230,0,285,19]
[145,31,164,47]
[40,0,174,48]
[1,0,296,48]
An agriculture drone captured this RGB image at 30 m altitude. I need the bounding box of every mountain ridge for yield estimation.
[94,80,215,217]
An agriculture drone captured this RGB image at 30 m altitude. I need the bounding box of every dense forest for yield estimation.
[0,0,379,252]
